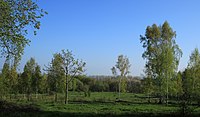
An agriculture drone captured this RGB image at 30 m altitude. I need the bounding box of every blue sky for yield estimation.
[1,0,200,76]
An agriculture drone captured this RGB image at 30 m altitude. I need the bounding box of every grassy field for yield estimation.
[1,92,200,117]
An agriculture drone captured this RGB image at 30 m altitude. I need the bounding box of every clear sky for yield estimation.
[1,0,200,76]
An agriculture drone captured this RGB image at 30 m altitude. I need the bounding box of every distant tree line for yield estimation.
[0,53,142,102]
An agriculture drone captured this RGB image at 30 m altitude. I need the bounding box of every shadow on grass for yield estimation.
[0,100,200,117]
[2,111,200,117]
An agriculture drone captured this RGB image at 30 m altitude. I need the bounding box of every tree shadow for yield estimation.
[1,111,200,117]
[1,100,200,117]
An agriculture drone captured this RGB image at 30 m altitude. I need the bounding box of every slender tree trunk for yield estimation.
[192,71,195,92]
[36,78,38,100]
[55,82,57,102]
[119,77,121,99]
[65,75,69,104]
[36,86,38,99]
[158,75,163,104]
[148,93,150,103]
[27,88,30,101]
[73,79,76,94]
[65,82,68,104]
[166,77,168,105]
[159,96,162,104]
[67,82,68,103]
[159,83,162,104]
[55,92,57,102]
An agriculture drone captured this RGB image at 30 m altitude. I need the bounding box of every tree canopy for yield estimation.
[140,21,182,104]
[0,0,47,61]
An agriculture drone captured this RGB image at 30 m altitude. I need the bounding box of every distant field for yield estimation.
[1,92,200,117]
[4,92,153,103]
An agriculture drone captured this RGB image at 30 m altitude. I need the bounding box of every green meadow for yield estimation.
[1,92,200,117]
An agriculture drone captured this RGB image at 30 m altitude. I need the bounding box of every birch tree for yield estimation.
[140,21,182,104]
[111,55,131,99]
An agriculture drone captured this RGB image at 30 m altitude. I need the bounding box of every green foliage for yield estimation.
[46,53,65,102]
[182,48,200,103]
[0,61,18,98]
[92,80,106,92]
[112,55,131,99]
[142,76,154,102]
[115,55,131,77]
[39,74,48,93]
[9,66,18,94]
[18,57,43,100]
[140,21,182,104]
[0,0,47,60]
[47,53,65,93]
[120,78,127,93]
[45,50,86,104]
[0,62,10,97]
[60,49,86,104]
[33,65,42,94]
[170,72,183,97]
